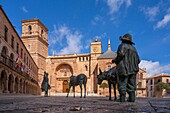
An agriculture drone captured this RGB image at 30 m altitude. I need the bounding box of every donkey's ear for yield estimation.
[99,68,102,74]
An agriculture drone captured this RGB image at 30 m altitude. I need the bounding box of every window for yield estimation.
[28,25,32,34]
[21,48,23,59]
[1,46,8,63]
[9,53,14,67]
[28,44,31,49]
[157,79,161,83]
[138,82,142,88]
[108,65,111,70]
[150,86,153,90]
[27,57,28,65]
[4,26,8,42]
[24,53,26,64]
[62,72,67,76]
[11,36,14,48]
[16,43,19,54]
[167,79,169,83]
[85,65,88,71]
[150,79,153,85]
[41,30,43,36]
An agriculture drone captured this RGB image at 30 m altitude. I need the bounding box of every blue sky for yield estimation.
[1,0,170,76]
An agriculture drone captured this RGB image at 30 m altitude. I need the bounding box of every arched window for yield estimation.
[28,25,32,34]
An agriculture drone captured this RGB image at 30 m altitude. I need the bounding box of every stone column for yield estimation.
[21,82,23,94]
[12,78,15,94]
[24,82,27,94]
[17,79,20,93]
[4,78,9,93]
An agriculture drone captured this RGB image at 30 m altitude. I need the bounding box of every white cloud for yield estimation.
[163,32,170,42]
[140,6,159,21]
[139,60,170,76]
[155,13,170,29]
[21,6,28,13]
[49,25,83,55]
[91,15,105,25]
[106,0,132,14]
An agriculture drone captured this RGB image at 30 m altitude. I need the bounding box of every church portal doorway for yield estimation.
[63,80,68,93]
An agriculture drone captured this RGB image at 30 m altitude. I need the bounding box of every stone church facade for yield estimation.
[0,6,146,96]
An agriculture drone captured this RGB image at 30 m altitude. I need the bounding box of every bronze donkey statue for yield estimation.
[66,74,87,98]
[97,67,118,101]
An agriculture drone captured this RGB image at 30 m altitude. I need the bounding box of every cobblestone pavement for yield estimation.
[0,94,170,113]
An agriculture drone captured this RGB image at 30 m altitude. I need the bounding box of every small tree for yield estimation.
[155,82,170,97]
[99,82,108,95]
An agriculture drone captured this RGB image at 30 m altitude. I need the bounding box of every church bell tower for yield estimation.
[21,18,48,85]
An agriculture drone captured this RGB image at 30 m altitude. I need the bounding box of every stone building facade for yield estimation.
[146,74,170,97]
[0,6,40,94]
[136,68,146,97]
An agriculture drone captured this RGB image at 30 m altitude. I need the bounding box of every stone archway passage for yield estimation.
[0,70,8,93]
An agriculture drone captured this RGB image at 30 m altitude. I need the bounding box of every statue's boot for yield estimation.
[120,95,126,102]
[127,92,135,102]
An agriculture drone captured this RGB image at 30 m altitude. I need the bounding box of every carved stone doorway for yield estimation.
[63,80,68,93]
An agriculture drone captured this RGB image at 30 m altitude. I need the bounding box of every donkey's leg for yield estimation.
[84,77,87,98]
[84,82,86,98]
[113,83,117,100]
[108,82,112,101]
[73,86,75,98]
[66,84,71,98]
[79,83,82,98]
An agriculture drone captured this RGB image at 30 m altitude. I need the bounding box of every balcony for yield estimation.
[0,53,38,85]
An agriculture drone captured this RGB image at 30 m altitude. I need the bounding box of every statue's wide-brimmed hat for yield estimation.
[120,33,135,44]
